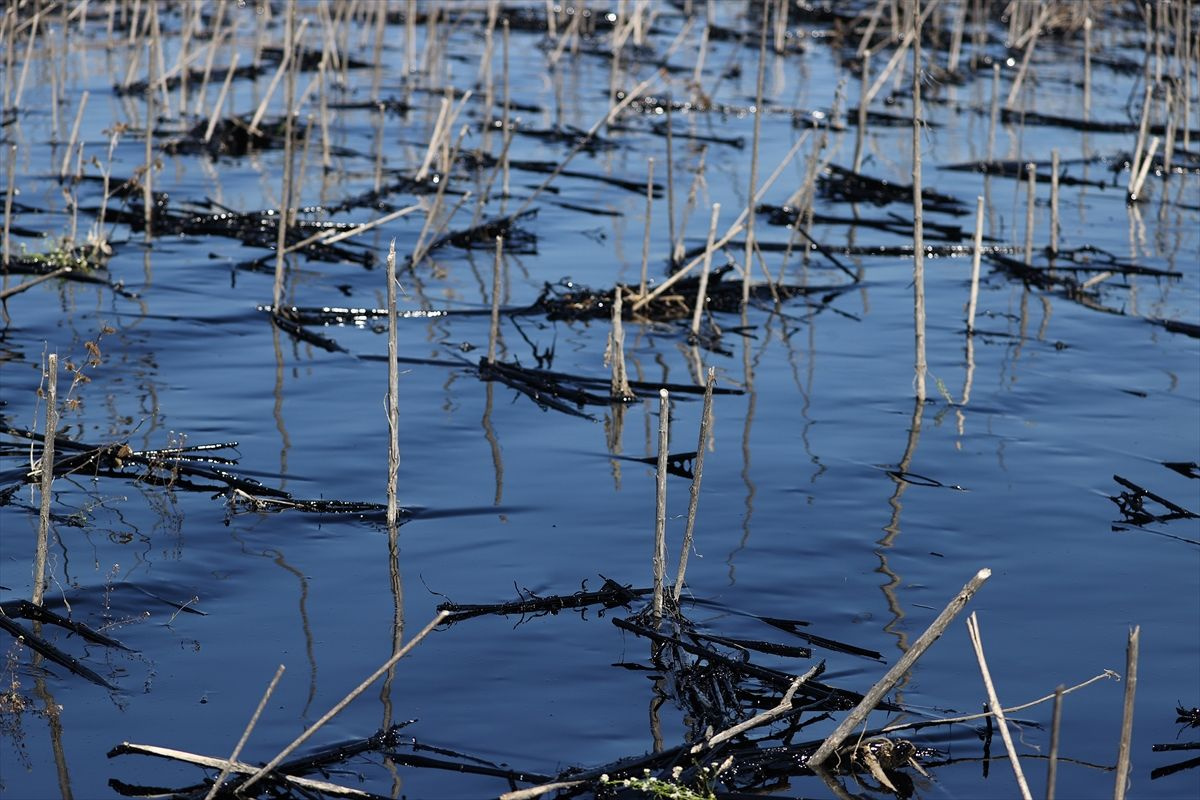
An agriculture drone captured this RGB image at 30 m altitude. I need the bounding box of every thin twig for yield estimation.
[203,664,286,800]
[967,612,1033,800]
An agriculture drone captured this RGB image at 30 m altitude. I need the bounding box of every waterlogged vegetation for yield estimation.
[1,1,1198,799]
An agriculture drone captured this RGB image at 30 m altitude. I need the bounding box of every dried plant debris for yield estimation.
[0,601,125,690]
[818,163,968,215]
[1109,473,1199,528]
[437,576,651,624]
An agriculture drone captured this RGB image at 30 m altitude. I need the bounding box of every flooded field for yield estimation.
[1,1,1198,798]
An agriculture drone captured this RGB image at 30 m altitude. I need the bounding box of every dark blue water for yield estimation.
[2,2,1198,799]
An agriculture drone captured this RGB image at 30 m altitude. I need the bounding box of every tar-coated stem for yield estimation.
[966,195,984,334]
[967,612,1034,800]
[653,389,669,623]
[488,237,503,366]
[385,240,400,529]
[3,143,15,269]
[639,157,654,297]
[272,4,298,313]
[742,7,769,308]
[807,568,992,767]
[910,0,926,402]
[34,353,58,607]
[241,611,449,793]
[1046,684,1064,800]
[1050,149,1060,257]
[1024,162,1036,265]
[673,367,714,604]
[1113,625,1140,800]
[202,664,286,800]
[691,204,720,337]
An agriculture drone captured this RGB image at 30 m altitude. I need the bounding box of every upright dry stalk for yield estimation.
[487,237,503,365]
[690,204,720,338]
[742,7,769,307]
[1113,626,1140,800]
[808,568,993,767]
[12,12,39,113]
[967,613,1034,800]
[1050,149,1060,256]
[385,240,400,529]
[639,157,654,297]
[204,51,239,143]
[3,143,15,269]
[653,389,670,622]
[854,49,871,173]
[203,664,287,800]
[966,196,984,333]
[1024,162,1036,265]
[34,354,59,607]
[1084,16,1093,120]
[60,90,90,180]
[143,41,155,238]
[1129,136,1160,202]
[1005,4,1048,110]
[987,63,1000,162]
[273,3,298,312]
[673,367,714,603]
[665,100,678,264]
[1128,85,1153,200]
[910,0,926,402]
[1046,684,1065,800]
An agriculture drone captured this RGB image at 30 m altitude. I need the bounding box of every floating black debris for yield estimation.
[437,576,650,624]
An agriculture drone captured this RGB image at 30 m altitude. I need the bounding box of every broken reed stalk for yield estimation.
[807,568,992,767]
[1005,4,1048,111]
[272,4,298,313]
[742,7,769,307]
[639,157,653,297]
[3,143,14,269]
[911,0,926,403]
[1046,684,1064,800]
[487,236,503,366]
[608,289,633,400]
[239,611,449,793]
[673,366,714,604]
[192,0,227,116]
[966,195,984,334]
[653,388,669,623]
[1128,85,1153,199]
[248,18,310,136]
[1050,149,1060,257]
[1129,136,1160,202]
[202,664,286,800]
[987,63,1000,163]
[1024,162,1036,265]
[33,353,59,607]
[204,51,239,144]
[12,12,38,113]
[690,204,720,338]
[385,240,400,529]
[1113,625,1140,800]
[695,661,822,754]
[854,49,871,174]
[59,90,89,180]
[967,612,1034,800]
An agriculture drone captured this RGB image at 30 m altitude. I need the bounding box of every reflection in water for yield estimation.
[33,657,74,800]
[379,521,406,798]
[728,311,758,587]
[253,547,317,718]
[482,382,504,504]
[879,397,926,660]
[605,402,626,491]
[271,323,291,487]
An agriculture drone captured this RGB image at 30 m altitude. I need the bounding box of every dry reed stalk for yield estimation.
[386,240,400,529]
[608,287,633,400]
[60,91,90,180]
[1024,162,1036,265]
[1113,626,1140,800]
[49,33,60,143]
[1128,84,1153,199]
[34,353,59,607]
[370,0,386,104]
[653,388,669,622]
[176,2,193,118]
[854,49,871,174]
[741,6,769,307]
[409,126,467,267]
[240,611,449,793]
[12,12,39,115]
[1005,4,1050,111]
[966,195,984,333]
[1050,149,1061,256]
[807,568,992,767]
[204,51,240,143]
[248,18,310,136]
[673,366,714,604]
[911,0,926,403]
[148,0,170,118]
[948,0,967,72]
[633,129,811,311]
[1129,136,1160,201]
[1162,84,1174,178]
[501,18,511,200]
[691,203,720,337]
[665,100,678,262]
[966,612,1034,800]
[285,204,420,255]
[695,661,822,753]
[415,98,451,182]
[202,664,286,800]
[860,1,937,109]
[143,40,155,239]
[3,143,15,269]
[639,157,654,297]
[987,62,1000,162]
[1084,15,1093,120]
[856,0,886,57]
[192,0,228,116]
[272,3,299,313]
[1,9,14,113]
[487,237,503,366]
[1046,684,1064,800]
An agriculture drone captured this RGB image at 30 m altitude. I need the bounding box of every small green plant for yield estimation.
[598,759,731,800]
